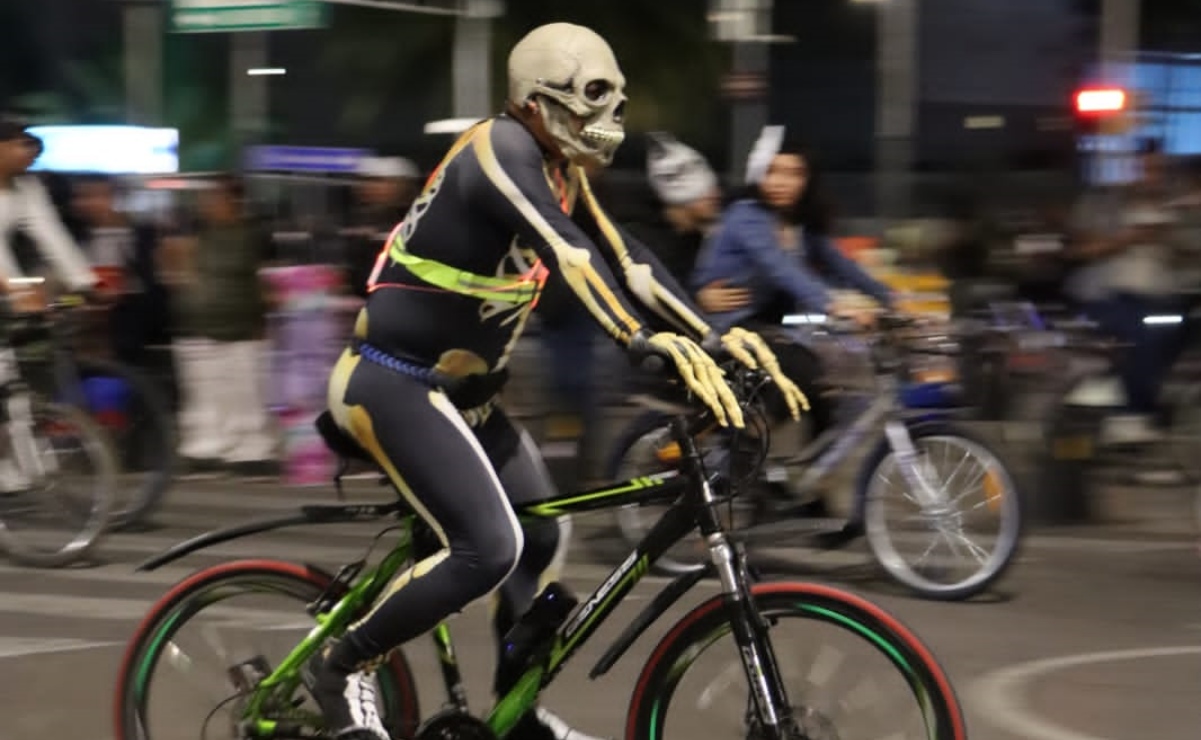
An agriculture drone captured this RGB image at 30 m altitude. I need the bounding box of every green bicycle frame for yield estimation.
[189,468,698,738]
[482,473,710,737]
[244,523,416,735]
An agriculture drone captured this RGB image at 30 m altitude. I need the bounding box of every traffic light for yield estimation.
[1073,87,1133,134]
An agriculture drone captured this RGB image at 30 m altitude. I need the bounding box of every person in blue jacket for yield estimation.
[692,125,893,331]
[692,125,896,539]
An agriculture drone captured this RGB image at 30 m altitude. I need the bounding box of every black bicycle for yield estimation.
[12,293,177,530]
[114,355,966,740]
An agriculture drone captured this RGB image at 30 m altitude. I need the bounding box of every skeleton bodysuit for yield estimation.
[320,112,713,720]
[356,114,711,393]
[310,23,760,740]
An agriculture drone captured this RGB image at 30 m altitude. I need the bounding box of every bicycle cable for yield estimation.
[199,691,249,740]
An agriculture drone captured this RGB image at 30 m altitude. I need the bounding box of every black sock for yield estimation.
[326,630,385,673]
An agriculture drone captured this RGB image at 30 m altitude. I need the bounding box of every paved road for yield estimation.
[0,480,1197,740]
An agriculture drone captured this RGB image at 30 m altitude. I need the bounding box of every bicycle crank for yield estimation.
[413,709,498,740]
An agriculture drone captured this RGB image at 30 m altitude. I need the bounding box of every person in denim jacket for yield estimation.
[692,125,893,331]
[693,126,894,441]
[691,126,896,538]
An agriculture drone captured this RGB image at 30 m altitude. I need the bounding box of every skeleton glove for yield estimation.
[720,327,811,421]
[639,332,745,429]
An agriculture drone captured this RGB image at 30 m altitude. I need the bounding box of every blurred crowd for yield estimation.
[6,108,1201,483]
[939,139,1201,445]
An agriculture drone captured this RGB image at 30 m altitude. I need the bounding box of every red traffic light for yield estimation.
[1075,88,1127,115]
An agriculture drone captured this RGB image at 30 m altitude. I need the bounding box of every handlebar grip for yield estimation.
[627,330,672,375]
[638,353,668,375]
[877,312,917,331]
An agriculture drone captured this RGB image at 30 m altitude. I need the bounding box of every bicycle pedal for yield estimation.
[228,655,273,693]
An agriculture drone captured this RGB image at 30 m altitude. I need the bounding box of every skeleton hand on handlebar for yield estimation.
[717,327,811,422]
[630,331,745,429]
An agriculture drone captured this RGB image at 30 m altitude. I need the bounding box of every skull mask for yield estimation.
[508,23,627,168]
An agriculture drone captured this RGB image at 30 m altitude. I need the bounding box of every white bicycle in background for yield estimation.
[0,278,117,567]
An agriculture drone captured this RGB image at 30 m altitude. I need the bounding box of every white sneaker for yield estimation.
[533,707,611,740]
[303,643,388,740]
[0,458,32,494]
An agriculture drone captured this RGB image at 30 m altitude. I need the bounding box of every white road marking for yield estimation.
[0,636,121,659]
[967,645,1201,740]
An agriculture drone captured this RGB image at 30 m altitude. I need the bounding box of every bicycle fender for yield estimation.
[135,512,315,571]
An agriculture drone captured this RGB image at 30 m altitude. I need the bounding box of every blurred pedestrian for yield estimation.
[1066,138,1186,444]
[71,174,172,371]
[623,132,723,286]
[340,156,419,298]
[0,114,97,296]
[164,174,277,477]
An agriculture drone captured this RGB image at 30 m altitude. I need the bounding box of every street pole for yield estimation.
[1098,0,1139,180]
[874,0,918,222]
[709,0,788,184]
[730,40,770,184]
[122,0,164,126]
[230,31,269,151]
[452,0,503,119]
[1100,0,1139,80]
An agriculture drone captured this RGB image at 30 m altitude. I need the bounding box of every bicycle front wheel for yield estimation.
[859,420,1024,601]
[114,560,420,740]
[0,399,116,567]
[627,582,966,740]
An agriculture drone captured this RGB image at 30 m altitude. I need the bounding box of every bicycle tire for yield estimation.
[606,410,706,577]
[71,358,177,530]
[856,420,1024,601]
[1168,383,1201,481]
[626,581,967,740]
[0,399,117,567]
[113,560,421,740]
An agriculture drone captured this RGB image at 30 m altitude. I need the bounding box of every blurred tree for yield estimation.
[10,54,124,124]
[317,8,455,144]
[162,33,235,171]
[0,2,52,109]
[0,0,229,171]
[314,0,727,154]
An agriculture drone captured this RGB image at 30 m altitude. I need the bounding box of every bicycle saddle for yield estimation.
[315,410,375,465]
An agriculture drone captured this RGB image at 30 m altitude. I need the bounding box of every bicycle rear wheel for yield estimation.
[627,581,966,740]
[71,358,177,530]
[114,560,420,740]
[0,398,116,567]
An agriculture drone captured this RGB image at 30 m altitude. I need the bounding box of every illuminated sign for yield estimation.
[27,126,180,174]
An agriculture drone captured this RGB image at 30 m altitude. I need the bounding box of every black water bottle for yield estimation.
[496,582,579,693]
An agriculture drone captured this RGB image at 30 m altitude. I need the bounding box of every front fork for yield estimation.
[707,528,794,738]
[883,419,946,510]
[0,348,49,482]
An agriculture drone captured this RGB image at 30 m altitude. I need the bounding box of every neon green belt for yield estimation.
[386,236,544,305]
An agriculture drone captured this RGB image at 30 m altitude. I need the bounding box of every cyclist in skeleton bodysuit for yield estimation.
[312,23,808,740]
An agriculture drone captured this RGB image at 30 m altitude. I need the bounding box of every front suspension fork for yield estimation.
[883,420,946,509]
[709,533,794,738]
